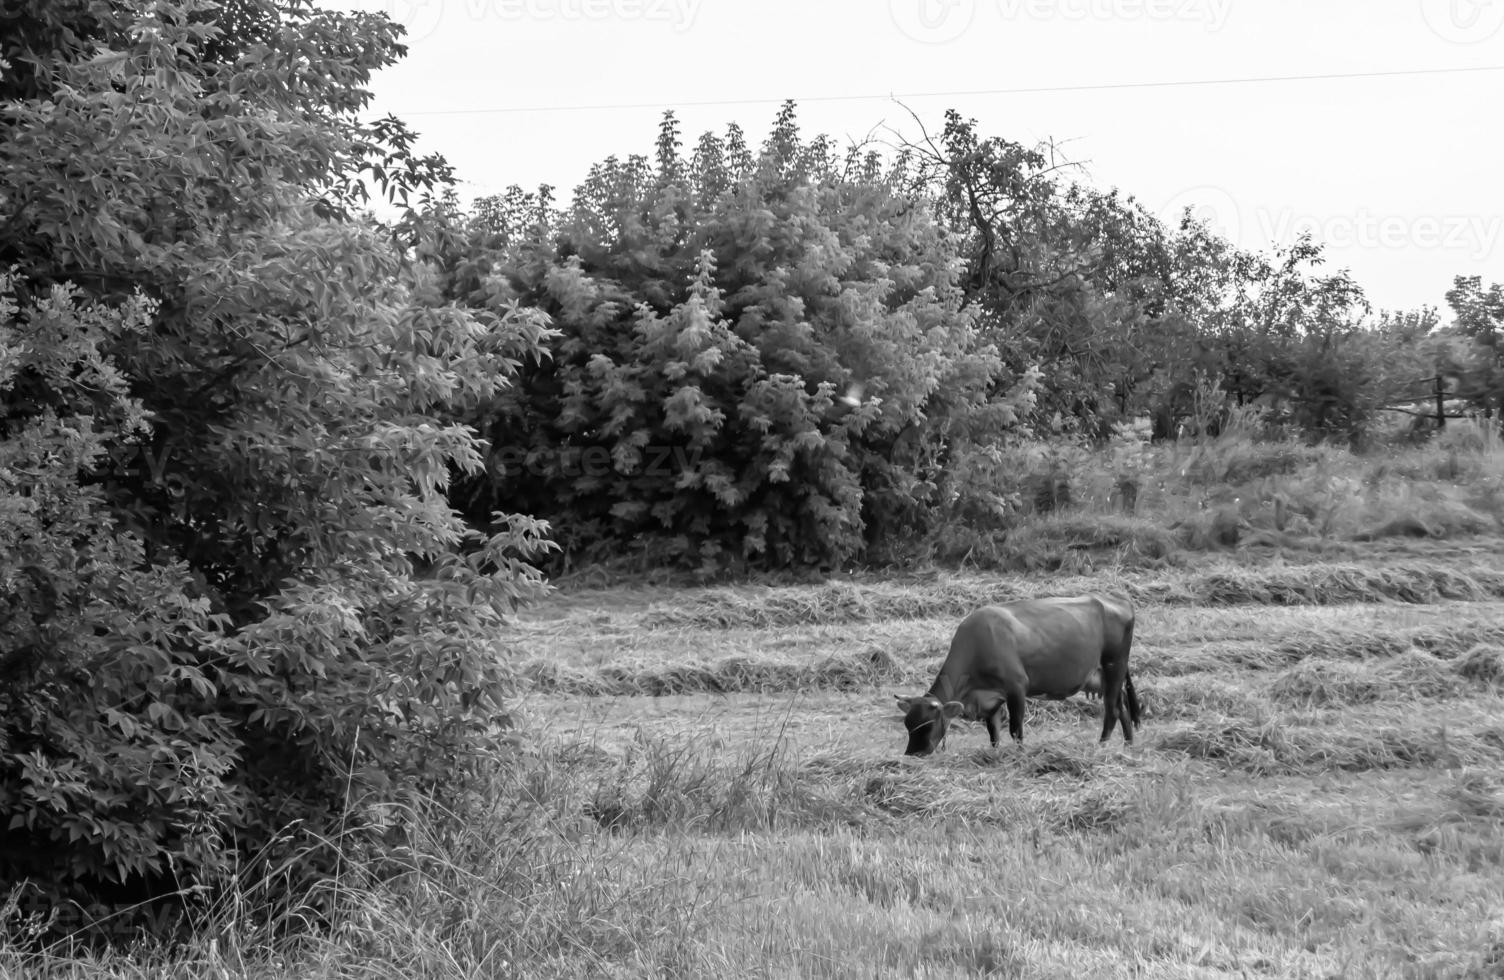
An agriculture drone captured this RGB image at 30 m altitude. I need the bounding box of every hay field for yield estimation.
[12,547,1504,980]
[496,549,1504,979]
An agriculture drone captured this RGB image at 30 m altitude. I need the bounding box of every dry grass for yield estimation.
[1457,644,1504,687]
[522,645,911,696]
[987,514,1178,572]
[625,560,1504,631]
[926,419,1504,573]
[1269,650,1467,707]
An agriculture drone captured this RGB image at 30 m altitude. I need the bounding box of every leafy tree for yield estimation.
[1,0,550,935]
[901,112,1222,437]
[1444,276,1504,419]
[900,109,1388,441]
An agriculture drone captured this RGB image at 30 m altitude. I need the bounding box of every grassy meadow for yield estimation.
[8,424,1504,979]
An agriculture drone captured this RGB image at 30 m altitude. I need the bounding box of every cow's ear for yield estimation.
[894,695,915,712]
[941,701,966,719]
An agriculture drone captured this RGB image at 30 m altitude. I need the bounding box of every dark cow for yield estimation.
[894,594,1141,756]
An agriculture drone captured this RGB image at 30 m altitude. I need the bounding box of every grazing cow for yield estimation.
[894,594,1141,756]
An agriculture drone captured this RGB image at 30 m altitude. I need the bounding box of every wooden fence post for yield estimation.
[1435,375,1445,430]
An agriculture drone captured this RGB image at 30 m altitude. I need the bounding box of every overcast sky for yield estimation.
[329,0,1503,317]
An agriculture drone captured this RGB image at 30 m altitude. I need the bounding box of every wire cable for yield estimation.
[394,63,1504,116]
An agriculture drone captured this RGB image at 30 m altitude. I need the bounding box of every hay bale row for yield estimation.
[522,646,912,696]
[1155,719,1504,776]
[1140,678,1263,720]
[522,621,1504,703]
[1268,651,1467,708]
[1166,562,1504,608]
[636,562,1504,630]
[638,580,1002,630]
[1278,623,1504,663]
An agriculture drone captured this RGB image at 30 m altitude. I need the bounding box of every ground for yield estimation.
[499,540,1504,979]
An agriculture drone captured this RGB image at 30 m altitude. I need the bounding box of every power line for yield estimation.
[395,63,1504,117]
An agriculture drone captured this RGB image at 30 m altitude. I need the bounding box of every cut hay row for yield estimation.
[635,561,1504,630]
[1135,677,1262,720]
[1269,651,1471,707]
[522,646,914,696]
[1105,650,1499,721]
[1176,562,1504,607]
[578,742,1143,834]
[517,622,1504,700]
[1154,717,1504,776]
[532,720,1504,841]
[1142,623,1504,678]
[1274,623,1504,662]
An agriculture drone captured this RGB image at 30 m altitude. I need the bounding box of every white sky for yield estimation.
[330,0,1504,316]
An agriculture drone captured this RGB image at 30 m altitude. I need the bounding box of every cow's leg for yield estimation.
[1005,688,1027,744]
[1099,664,1123,743]
[1116,685,1136,743]
[1111,621,1138,744]
[984,705,1004,747]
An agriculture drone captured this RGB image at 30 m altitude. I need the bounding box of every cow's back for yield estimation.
[924,607,1026,702]
[969,598,1106,692]
[997,595,1106,652]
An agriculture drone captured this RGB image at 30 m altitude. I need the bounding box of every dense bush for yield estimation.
[435,110,1036,571]
[1,0,551,936]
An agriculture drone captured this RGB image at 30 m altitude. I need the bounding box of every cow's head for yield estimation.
[894,695,965,756]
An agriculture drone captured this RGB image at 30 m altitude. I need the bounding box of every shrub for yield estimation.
[441,111,1037,571]
[1,0,552,937]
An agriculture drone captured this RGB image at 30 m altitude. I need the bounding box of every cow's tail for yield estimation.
[1125,669,1142,727]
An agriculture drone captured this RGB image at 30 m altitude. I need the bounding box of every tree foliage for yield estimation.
[435,107,1035,571]
[1,0,551,934]
[902,111,1380,441]
[1442,276,1504,417]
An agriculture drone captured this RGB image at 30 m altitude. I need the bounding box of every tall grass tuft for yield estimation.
[1456,644,1504,688]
